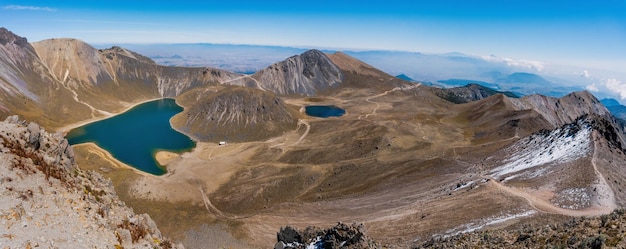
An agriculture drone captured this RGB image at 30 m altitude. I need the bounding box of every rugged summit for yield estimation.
[252,49,343,95]
[172,86,299,142]
[0,116,181,248]
[430,83,518,104]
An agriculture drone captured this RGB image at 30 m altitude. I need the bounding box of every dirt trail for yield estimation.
[220,74,263,90]
[290,120,310,146]
[198,185,225,217]
[488,177,612,217]
[360,84,420,119]
[590,137,617,211]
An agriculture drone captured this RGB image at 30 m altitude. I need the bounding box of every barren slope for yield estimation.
[252,49,343,95]
[172,86,300,142]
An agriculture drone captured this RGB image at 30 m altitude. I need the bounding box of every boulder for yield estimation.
[277,226,302,244]
[26,122,41,150]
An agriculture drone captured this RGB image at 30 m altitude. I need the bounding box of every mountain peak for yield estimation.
[252,49,343,95]
[0,27,28,47]
[498,72,552,85]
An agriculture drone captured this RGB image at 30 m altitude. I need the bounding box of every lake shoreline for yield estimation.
[65,98,196,176]
[57,97,170,135]
[75,142,157,178]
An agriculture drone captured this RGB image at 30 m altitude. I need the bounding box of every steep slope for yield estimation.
[172,86,299,142]
[327,51,411,91]
[0,116,181,248]
[0,27,40,101]
[251,49,343,95]
[0,28,93,128]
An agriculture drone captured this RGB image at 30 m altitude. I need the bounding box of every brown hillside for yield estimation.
[172,86,299,142]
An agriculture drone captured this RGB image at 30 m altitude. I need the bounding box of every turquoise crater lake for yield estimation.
[305,105,345,118]
[66,99,196,175]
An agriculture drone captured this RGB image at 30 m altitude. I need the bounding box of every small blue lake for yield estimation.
[305,105,345,118]
[66,99,196,175]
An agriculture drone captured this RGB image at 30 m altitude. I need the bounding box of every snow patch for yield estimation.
[553,188,592,209]
[306,236,322,249]
[441,210,537,238]
[454,180,477,191]
[490,120,591,180]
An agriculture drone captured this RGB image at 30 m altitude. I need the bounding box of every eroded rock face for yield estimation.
[253,49,344,96]
[0,116,182,248]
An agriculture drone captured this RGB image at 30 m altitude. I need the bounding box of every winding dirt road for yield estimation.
[360,84,421,119]
[488,140,616,217]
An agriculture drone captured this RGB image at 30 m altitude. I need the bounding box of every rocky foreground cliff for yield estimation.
[0,116,181,248]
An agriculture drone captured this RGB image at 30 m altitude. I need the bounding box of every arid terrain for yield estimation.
[2,27,626,248]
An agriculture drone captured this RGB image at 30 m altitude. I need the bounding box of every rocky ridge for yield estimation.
[0,116,181,248]
[430,83,518,104]
[512,91,611,128]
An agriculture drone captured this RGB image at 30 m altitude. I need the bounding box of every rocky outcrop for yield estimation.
[274,222,377,249]
[0,116,182,248]
[173,86,298,142]
[252,49,343,95]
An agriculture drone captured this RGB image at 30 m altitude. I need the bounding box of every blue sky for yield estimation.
[1,1,625,76]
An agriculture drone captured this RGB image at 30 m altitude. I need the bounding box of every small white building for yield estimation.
[219,141,227,146]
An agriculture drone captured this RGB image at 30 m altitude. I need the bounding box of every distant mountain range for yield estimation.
[602,98,626,121]
[115,43,620,103]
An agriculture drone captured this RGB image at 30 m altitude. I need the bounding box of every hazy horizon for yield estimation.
[2,0,625,101]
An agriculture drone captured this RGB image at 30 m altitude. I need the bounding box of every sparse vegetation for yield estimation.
[118,218,149,243]
[1,137,75,188]
[417,209,626,248]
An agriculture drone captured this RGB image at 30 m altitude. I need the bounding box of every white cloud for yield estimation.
[581,70,590,78]
[481,55,544,71]
[3,5,56,12]
[586,83,599,92]
[604,78,626,100]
